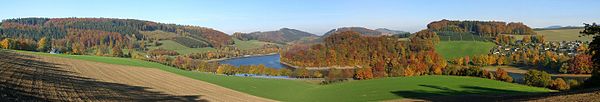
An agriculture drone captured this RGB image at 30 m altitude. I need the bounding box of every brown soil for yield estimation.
[0,50,275,102]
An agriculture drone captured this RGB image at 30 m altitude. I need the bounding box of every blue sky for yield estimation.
[1,0,599,35]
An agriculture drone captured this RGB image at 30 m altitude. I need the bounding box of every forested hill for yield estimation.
[0,17,233,47]
[322,27,383,38]
[232,28,317,44]
[427,19,536,38]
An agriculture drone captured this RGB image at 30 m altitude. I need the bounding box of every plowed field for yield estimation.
[0,50,274,102]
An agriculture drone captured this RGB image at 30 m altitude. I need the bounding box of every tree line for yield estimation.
[1,17,233,48]
[427,19,536,37]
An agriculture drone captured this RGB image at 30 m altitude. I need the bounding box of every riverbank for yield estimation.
[206,53,279,62]
[279,61,358,70]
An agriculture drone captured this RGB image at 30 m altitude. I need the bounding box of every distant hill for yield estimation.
[322,27,383,38]
[535,28,592,42]
[375,28,410,35]
[232,28,317,44]
[544,25,564,29]
[310,27,410,43]
[427,19,536,36]
[0,17,233,48]
[426,19,537,41]
[534,25,584,31]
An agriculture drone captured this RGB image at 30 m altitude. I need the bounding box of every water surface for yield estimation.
[219,54,291,69]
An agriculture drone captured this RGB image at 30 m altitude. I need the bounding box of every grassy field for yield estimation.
[148,40,216,55]
[435,41,496,60]
[535,28,593,42]
[21,51,552,102]
[139,30,179,40]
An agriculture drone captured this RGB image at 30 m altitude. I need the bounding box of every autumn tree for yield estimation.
[294,68,309,78]
[71,42,84,55]
[111,46,124,57]
[524,70,552,88]
[355,67,374,80]
[551,78,570,91]
[495,68,513,82]
[280,68,292,76]
[582,23,600,87]
[568,54,593,74]
[1,38,15,49]
[36,37,50,52]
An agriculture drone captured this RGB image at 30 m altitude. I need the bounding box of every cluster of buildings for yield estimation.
[491,41,587,56]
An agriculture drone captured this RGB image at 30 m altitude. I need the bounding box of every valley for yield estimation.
[1,1,599,101]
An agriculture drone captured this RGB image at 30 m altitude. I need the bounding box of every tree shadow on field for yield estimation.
[390,84,548,102]
[0,50,206,102]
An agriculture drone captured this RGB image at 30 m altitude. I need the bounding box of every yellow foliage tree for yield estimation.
[37,37,49,52]
[1,38,14,49]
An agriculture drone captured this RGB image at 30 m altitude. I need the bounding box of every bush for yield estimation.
[442,65,463,75]
[524,70,553,88]
[567,79,580,88]
[464,67,485,77]
[495,68,513,83]
[551,78,570,91]
[354,67,374,80]
[148,48,179,56]
[320,78,349,85]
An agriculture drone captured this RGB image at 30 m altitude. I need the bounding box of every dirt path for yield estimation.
[0,50,275,102]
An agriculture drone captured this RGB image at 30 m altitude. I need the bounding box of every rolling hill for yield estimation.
[13,50,554,102]
[375,28,410,36]
[0,17,233,48]
[322,27,384,38]
[534,28,593,42]
[232,28,317,44]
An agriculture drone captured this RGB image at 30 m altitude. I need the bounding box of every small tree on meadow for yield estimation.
[551,78,570,91]
[495,68,513,83]
[524,70,552,88]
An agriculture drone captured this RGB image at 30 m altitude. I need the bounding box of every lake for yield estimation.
[219,54,291,69]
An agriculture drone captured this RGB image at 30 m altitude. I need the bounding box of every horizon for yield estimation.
[1,0,599,35]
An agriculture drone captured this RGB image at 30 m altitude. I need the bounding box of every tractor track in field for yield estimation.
[0,50,275,102]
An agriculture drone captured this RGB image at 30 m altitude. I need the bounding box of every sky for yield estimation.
[1,0,599,35]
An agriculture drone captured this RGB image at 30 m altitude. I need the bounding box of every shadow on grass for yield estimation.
[0,50,205,102]
[390,84,548,102]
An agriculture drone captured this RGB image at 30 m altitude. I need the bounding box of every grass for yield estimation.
[535,28,593,42]
[20,51,552,102]
[139,30,179,40]
[148,40,216,55]
[435,41,496,59]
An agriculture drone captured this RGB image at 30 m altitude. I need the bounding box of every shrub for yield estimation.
[442,65,462,75]
[495,68,513,83]
[567,79,580,88]
[551,78,570,91]
[464,67,485,77]
[355,67,374,80]
[279,68,292,76]
[312,71,323,78]
[524,70,552,87]
[148,48,179,56]
[320,78,349,85]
